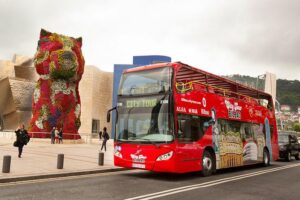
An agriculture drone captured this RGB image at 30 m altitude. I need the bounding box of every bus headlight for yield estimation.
[156,151,173,161]
[114,146,122,158]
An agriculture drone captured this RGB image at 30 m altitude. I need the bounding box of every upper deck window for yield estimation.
[119,67,173,96]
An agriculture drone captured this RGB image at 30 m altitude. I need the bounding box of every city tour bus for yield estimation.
[107,62,279,176]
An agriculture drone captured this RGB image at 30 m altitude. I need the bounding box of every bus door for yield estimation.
[176,114,209,171]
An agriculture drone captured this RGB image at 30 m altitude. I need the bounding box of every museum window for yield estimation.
[92,119,100,135]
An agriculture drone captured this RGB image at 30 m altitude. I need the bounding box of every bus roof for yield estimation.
[123,62,272,101]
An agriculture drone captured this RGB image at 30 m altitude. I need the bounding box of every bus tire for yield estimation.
[201,150,214,177]
[262,148,270,167]
[286,152,291,162]
[295,152,299,160]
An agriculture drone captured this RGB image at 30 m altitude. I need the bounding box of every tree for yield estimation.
[293,123,300,132]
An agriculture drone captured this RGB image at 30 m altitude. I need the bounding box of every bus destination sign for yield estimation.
[126,99,157,108]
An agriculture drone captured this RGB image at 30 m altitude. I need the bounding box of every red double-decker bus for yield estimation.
[108,62,279,176]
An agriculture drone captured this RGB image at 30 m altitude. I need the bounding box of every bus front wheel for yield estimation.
[201,151,215,177]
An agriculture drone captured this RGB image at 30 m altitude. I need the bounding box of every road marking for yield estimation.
[125,163,300,200]
[0,170,137,187]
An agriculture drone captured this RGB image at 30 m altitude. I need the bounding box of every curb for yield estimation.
[0,167,130,183]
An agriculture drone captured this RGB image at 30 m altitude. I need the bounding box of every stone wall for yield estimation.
[92,68,113,136]
[78,65,94,136]
[79,66,113,137]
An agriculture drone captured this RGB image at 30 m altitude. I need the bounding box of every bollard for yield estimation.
[2,155,11,173]
[57,154,64,169]
[98,152,104,166]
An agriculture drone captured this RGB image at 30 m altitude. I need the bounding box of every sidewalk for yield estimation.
[0,138,122,183]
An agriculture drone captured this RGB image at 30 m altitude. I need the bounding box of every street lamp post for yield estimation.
[275,99,283,130]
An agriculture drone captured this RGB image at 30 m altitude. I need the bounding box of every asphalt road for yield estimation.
[1,160,300,200]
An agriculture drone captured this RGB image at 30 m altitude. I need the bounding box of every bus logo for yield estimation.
[225,100,242,119]
[130,154,147,163]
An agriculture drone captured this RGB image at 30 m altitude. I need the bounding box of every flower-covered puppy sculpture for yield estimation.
[29,29,84,139]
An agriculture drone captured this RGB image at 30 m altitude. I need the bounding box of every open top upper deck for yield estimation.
[124,62,273,107]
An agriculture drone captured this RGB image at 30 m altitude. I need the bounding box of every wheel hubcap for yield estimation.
[203,157,212,170]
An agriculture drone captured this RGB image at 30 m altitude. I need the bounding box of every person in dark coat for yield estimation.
[58,128,63,144]
[101,127,110,152]
[15,124,29,158]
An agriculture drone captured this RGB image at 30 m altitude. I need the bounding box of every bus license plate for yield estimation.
[132,163,145,169]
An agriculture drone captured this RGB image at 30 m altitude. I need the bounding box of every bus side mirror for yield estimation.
[107,106,117,123]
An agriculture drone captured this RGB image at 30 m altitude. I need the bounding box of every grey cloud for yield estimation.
[0,0,299,80]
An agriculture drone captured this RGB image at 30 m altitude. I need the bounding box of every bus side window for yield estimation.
[178,119,186,138]
[183,120,192,140]
[177,114,210,142]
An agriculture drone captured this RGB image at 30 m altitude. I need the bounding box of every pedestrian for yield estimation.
[99,131,102,140]
[101,127,110,152]
[15,124,30,158]
[55,127,59,143]
[58,128,63,144]
[50,127,56,144]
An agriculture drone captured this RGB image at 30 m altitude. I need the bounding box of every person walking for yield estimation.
[101,127,110,152]
[50,127,56,144]
[58,128,63,144]
[15,124,29,158]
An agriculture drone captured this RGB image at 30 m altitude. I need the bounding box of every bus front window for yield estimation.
[119,67,172,96]
[116,67,174,144]
[116,95,174,144]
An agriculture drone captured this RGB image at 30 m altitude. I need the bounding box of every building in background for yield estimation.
[281,105,291,112]
[111,55,172,138]
[0,55,37,131]
[78,65,113,140]
[0,55,113,140]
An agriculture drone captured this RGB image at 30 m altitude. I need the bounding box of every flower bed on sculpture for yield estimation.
[29,29,85,139]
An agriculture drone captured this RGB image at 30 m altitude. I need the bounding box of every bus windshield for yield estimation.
[116,94,174,144]
[119,67,172,95]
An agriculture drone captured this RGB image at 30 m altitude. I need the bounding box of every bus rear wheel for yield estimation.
[201,151,215,177]
[262,149,270,167]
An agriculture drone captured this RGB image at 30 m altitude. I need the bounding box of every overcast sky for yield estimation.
[0,0,299,80]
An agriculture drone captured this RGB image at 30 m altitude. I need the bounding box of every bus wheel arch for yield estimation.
[262,147,270,166]
[201,147,216,176]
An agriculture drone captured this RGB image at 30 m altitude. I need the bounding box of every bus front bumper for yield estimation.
[114,155,178,173]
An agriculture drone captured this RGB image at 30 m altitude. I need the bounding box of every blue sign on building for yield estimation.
[111,55,171,138]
